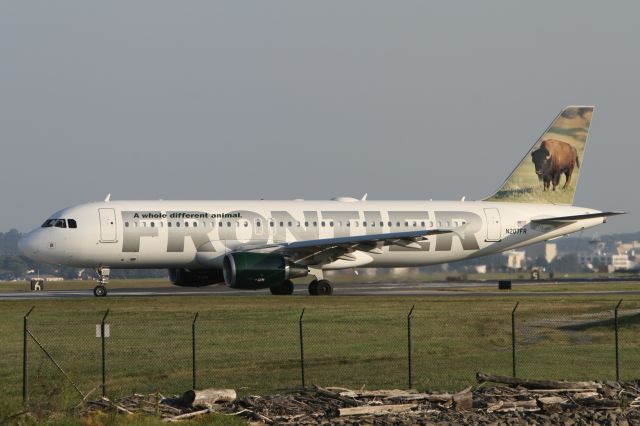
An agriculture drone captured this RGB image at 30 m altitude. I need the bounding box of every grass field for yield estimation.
[1,283,640,424]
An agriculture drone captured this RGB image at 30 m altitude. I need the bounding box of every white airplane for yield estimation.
[18,106,622,297]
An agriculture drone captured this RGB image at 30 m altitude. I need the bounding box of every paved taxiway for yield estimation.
[1,281,640,300]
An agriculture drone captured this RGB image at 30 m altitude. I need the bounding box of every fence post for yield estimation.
[22,305,35,405]
[101,309,110,397]
[512,302,519,378]
[407,305,415,389]
[299,308,306,388]
[192,312,199,390]
[615,299,623,382]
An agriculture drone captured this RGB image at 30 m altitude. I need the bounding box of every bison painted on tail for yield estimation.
[531,139,580,191]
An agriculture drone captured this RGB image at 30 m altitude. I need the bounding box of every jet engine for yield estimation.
[223,252,308,289]
[169,268,224,287]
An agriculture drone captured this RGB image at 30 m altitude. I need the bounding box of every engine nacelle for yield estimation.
[169,268,224,287]
[223,252,308,289]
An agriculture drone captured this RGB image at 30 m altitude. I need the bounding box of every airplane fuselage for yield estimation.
[19,199,604,270]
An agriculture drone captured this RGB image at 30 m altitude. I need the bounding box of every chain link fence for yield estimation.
[17,299,640,410]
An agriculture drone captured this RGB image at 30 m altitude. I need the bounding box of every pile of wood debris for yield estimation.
[84,373,640,424]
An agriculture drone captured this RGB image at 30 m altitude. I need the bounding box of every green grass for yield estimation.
[2,292,640,424]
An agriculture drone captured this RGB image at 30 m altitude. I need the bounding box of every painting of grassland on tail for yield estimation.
[486,106,593,205]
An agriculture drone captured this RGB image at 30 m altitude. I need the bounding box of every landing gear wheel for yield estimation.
[316,279,333,295]
[93,285,107,297]
[270,280,294,295]
[308,280,319,296]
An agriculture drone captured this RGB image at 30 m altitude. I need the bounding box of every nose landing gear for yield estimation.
[94,267,110,297]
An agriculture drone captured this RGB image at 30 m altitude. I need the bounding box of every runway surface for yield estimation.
[2,280,640,300]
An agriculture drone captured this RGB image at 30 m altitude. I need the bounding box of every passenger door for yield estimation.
[484,208,501,242]
[98,208,118,243]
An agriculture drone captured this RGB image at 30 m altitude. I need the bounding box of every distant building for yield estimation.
[504,250,526,270]
[474,265,487,274]
[545,243,557,264]
[610,254,637,272]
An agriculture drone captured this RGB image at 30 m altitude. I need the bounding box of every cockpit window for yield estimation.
[54,219,67,228]
[68,219,77,228]
[42,219,57,228]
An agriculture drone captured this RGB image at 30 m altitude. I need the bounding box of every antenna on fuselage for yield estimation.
[361,193,368,201]
[104,193,111,202]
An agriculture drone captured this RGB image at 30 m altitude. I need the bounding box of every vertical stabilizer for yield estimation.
[485,106,593,205]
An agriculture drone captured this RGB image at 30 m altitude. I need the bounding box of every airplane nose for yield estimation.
[18,232,37,258]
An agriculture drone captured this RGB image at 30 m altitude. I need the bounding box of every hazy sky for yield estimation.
[1,1,638,234]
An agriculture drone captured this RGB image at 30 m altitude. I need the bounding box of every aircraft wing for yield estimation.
[238,229,453,266]
[531,211,625,225]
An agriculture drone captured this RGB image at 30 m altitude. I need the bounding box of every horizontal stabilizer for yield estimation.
[531,211,625,225]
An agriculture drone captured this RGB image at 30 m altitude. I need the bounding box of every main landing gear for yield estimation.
[270,279,294,295]
[308,279,333,296]
[93,267,110,297]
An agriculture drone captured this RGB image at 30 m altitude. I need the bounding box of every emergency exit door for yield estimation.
[99,208,118,243]
[484,208,501,242]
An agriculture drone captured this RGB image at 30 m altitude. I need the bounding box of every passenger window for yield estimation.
[346,221,350,227]
[421,221,425,227]
[380,221,384,227]
[280,221,284,227]
[304,221,309,227]
[125,222,129,228]
[269,221,274,227]
[297,221,301,227]
[219,222,223,227]
[413,221,417,227]
[150,222,155,227]
[330,221,334,227]
[168,222,172,227]
[193,222,197,227]
[185,222,189,227]
[227,222,231,227]
[288,221,292,227]
[256,221,261,227]
[176,222,181,228]
[313,221,317,227]
[321,221,326,227]
[68,219,77,228]
[429,221,434,227]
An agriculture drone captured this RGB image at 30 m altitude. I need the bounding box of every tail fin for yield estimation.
[485,106,593,205]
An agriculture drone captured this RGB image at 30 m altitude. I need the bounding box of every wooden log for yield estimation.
[164,408,211,422]
[386,393,452,403]
[452,387,472,411]
[182,388,236,407]
[487,399,538,413]
[339,404,417,417]
[527,388,599,394]
[575,397,619,409]
[313,385,364,407]
[476,372,600,390]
